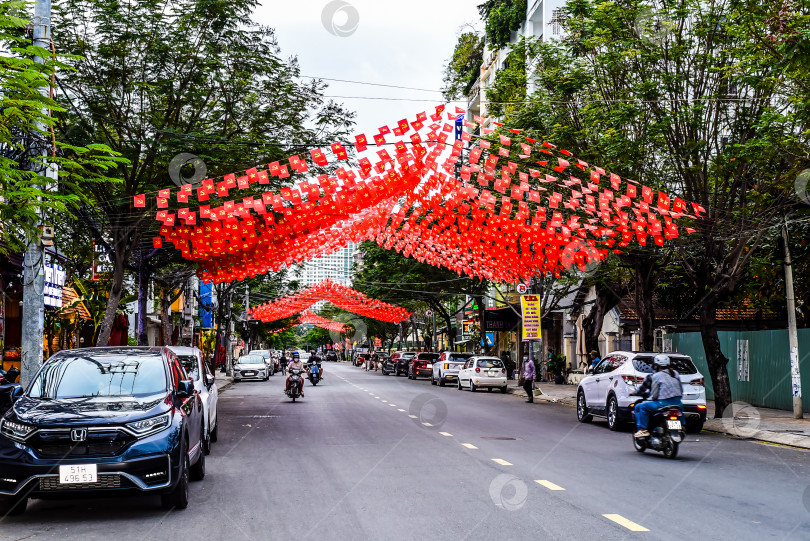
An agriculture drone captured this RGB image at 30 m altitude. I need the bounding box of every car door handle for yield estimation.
[595,378,600,382]
[608,376,613,380]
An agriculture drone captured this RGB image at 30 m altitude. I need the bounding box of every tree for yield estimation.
[442,32,485,101]
[477,0,527,49]
[0,2,122,255]
[53,0,354,346]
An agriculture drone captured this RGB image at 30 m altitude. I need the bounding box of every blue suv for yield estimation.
[0,347,205,515]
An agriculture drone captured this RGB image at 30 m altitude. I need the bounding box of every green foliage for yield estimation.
[442,32,484,101]
[485,38,529,117]
[0,1,123,255]
[478,0,527,49]
[547,354,566,376]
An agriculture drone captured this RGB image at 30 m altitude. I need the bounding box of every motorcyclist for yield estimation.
[632,354,684,438]
[286,352,305,397]
[309,362,320,383]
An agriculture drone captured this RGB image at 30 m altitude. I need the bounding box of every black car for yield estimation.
[0,347,206,515]
[382,351,415,376]
[325,352,338,362]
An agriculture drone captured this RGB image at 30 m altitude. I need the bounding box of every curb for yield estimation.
[703,420,810,451]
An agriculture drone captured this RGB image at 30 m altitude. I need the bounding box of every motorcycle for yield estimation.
[309,370,320,386]
[632,399,685,459]
[286,368,304,402]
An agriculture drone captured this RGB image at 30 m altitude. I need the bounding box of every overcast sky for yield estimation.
[255,0,482,137]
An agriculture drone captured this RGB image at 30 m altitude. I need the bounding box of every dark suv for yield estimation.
[383,351,415,376]
[0,347,205,515]
[408,352,440,380]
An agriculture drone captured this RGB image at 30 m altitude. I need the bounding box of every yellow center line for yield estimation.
[491,458,512,466]
[461,443,478,449]
[603,514,649,532]
[439,432,453,437]
[535,480,565,491]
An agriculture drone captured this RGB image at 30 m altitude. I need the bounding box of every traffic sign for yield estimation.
[425,310,433,317]
[516,283,528,294]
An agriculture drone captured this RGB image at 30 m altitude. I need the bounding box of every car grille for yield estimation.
[29,428,136,458]
[39,474,121,491]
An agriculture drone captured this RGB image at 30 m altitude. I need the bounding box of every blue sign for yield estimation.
[455,114,464,140]
[199,282,212,327]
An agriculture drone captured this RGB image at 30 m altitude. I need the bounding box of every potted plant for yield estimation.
[548,354,567,384]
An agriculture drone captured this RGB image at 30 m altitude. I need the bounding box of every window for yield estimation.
[604,355,627,373]
[633,356,698,375]
[551,8,563,36]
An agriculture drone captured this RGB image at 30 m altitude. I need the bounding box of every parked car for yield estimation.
[431,352,474,387]
[354,353,370,367]
[0,346,205,514]
[383,351,415,376]
[169,346,219,455]
[250,349,276,376]
[325,351,338,362]
[408,352,439,380]
[575,351,708,433]
[457,356,508,392]
[233,354,270,381]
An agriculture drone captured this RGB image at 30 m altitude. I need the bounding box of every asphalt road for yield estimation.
[2,362,810,540]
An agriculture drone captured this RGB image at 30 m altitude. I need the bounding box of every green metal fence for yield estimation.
[664,330,810,413]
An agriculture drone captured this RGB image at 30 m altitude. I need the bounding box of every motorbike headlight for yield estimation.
[126,413,171,437]
[0,418,35,442]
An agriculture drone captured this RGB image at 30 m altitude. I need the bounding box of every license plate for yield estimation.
[244,371,255,376]
[489,371,499,376]
[59,464,97,484]
[667,420,682,430]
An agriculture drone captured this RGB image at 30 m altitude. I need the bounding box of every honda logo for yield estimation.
[70,428,87,442]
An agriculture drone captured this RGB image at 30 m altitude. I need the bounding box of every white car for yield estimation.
[457,356,508,393]
[169,346,219,454]
[576,351,708,433]
[251,349,276,376]
[431,351,473,387]
[234,354,270,382]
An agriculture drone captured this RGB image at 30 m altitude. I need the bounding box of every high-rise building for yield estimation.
[298,242,357,287]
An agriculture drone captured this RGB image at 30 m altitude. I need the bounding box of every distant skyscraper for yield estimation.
[298,242,356,287]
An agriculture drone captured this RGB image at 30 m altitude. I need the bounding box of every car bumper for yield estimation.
[415,370,432,377]
[441,371,459,380]
[234,369,266,380]
[470,376,507,387]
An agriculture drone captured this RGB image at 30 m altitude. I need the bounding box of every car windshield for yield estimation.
[418,354,439,361]
[633,356,698,375]
[177,355,199,379]
[401,353,415,359]
[28,352,168,399]
[477,359,504,368]
[253,350,271,357]
[239,356,265,364]
[450,354,472,362]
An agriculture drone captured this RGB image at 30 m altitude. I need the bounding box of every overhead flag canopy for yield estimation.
[135,105,703,287]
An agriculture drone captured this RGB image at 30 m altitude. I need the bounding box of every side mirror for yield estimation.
[11,385,24,402]
[587,367,594,375]
[176,379,195,398]
[205,374,216,387]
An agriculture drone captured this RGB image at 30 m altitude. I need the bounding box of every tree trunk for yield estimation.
[160,286,172,347]
[583,284,626,355]
[137,264,150,346]
[634,259,656,351]
[96,243,128,346]
[699,296,732,418]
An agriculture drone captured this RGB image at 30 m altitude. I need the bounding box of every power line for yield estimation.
[301,75,443,94]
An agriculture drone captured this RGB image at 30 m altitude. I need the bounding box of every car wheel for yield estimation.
[0,495,28,516]
[202,428,212,455]
[470,381,477,392]
[439,377,446,387]
[686,420,704,434]
[501,385,508,394]
[577,390,593,423]
[190,442,206,481]
[162,449,190,509]
[210,420,218,443]
[457,379,463,390]
[607,396,621,431]
[431,375,437,385]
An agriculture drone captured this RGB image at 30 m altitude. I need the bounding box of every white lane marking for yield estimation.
[603,514,649,532]
[408,415,418,419]
[381,400,388,403]
[422,422,433,427]
[398,409,406,412]
[439,432,453,437]
[461,443,478,449]
[389,404,396,407]
[491,458,512,466]
[535,480,565,491]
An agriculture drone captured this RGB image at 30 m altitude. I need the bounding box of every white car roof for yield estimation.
[168,346,200,357]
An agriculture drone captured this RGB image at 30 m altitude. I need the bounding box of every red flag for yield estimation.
[134,194,145,207]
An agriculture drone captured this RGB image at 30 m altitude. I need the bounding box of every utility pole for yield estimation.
[431,311,437,353]
[224,289,233,377]
[244,282,249,352]
[21,0,51,388]
[782,216,803,419]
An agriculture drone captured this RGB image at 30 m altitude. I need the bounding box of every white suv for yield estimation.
[457,356,508,393]
[576,351,708,433]
[169,346,219,454]
[431,351,473,387]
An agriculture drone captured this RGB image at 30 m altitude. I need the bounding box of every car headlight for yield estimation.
[0,418,35,442]
[126,413,171,437]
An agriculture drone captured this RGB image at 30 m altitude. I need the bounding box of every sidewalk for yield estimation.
[215,369,234,393]
[507,380,810,451]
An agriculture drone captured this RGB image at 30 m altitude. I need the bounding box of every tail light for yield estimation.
[666,410,681,418]
[621,375,645,384]
[501,368,506,374]
[697,404,707,410]
[475,367,481,373]
[690,377,705,386]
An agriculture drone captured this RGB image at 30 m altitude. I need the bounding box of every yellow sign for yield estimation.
[521,295,541,341]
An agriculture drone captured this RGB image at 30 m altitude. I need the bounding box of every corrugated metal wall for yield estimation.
[665,330,810,413]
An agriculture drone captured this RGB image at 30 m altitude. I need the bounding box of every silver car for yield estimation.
[234,354,269,381]
[431,351,474,387]
[169,346,219,454]
[251,349,276,376]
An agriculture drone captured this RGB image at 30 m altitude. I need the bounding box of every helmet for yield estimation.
[653,354,670,368]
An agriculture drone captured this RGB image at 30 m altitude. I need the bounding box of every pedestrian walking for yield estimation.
[522,355,536,403]
[501,351,514,379]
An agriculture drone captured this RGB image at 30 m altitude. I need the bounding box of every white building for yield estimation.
[297,242,357,287]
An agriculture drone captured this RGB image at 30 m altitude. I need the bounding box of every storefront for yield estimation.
[0,251,23,371]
